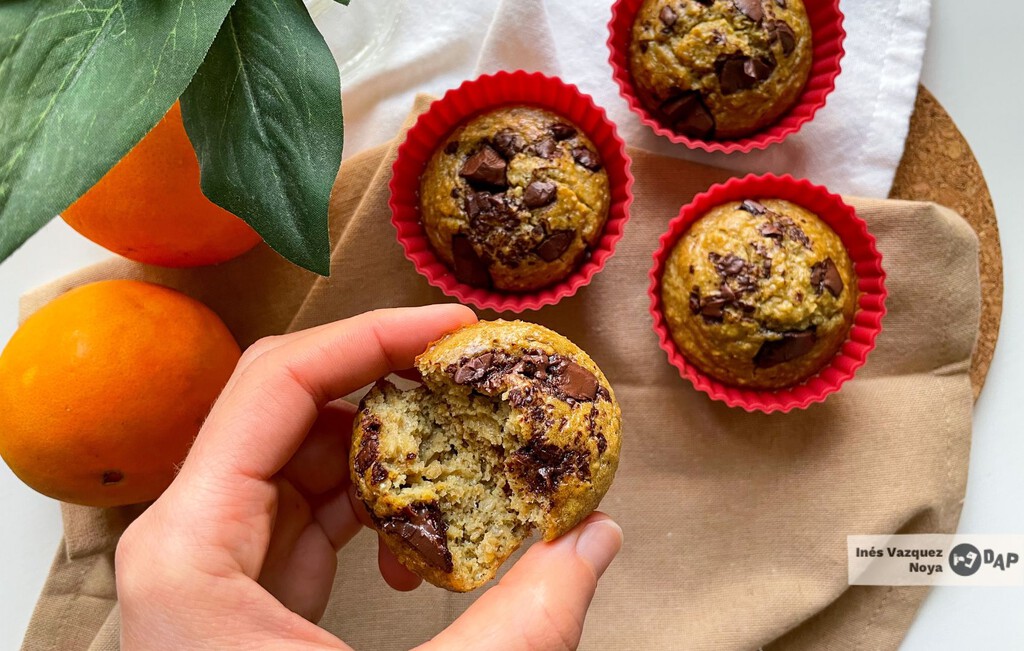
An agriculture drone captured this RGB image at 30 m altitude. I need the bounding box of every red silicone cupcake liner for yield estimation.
[608,0,845,153]
[648,174,887,413]
[389,70,634,312]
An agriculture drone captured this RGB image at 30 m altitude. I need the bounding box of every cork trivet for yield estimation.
[890,85,1002,399]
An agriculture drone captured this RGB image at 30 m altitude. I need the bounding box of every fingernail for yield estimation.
[574,519,623,578]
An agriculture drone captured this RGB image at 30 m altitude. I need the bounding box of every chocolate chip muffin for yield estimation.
[629,0,813,139]
[419,107,611,292]
[661,199,857,389]
[351,320,621,592]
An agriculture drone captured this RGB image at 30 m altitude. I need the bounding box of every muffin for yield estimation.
[661,199,857,389]
[419,106,611,292]
[351,320,621,592]
[629,0,813,139]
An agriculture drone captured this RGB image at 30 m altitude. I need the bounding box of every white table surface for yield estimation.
[1,1,1021,648]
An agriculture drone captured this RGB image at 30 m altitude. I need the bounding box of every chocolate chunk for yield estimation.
[464,192,485,220]
[459,145,507,188]
[733,0,765,22]
[736,275,759,294]
[700,296,727,320]
[451,234,492,288]
[370,463,388,484]
[515,352,601,402]
[550,123,577,141]
[639,41,650,53]
[749,57,776,80]
[571,146,601,171]
[447,349,601,403]
[556,361,600,401]
[523,180,557,209]
[102,470,123,485]
[586,405,607,455]
[689,287,702,314]
[535,229,574,262]
[453,352,495,384]
[515,352,551,380]
[768,20,797,55]
[789,228,811,249]
[710,252,749,278]
[779,217,812,248]
[508,439,591,495]
[695,0,713,5]
[719,283,737,302]
[754,329,817,368]
[659,90,715,139]
[775,0,787,7]
[811,257,844,298]
[493,129,526,159]
[708,252,759,294]
[380,503,453,572]
[759,220,783,238]
[354,417,381,475]
[761,214,812,249]
[447,351,519,393]
[464,191,508,222]
[547,355,569,376]
[740,199,767,215]
[533,137,559,159]
[659,5,677,27]
[717,53,776,95]
[443,141,459,155]
[692,251,761,321]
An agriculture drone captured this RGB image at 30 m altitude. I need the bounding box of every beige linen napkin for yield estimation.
[20,96,979,651]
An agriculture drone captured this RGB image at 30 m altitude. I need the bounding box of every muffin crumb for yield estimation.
[351,321,622,592]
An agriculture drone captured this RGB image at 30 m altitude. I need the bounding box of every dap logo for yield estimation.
[949,543,1020,577]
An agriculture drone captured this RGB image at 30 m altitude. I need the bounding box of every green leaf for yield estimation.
[180,0,343,276]
[0,0,238,263]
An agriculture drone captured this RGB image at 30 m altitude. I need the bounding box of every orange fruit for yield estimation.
[0,280,241,507]
[62,102,262,267]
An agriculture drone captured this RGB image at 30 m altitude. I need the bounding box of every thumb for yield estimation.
[420,513,623,651]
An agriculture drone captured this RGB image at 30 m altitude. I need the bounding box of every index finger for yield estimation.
[183,305,476,484]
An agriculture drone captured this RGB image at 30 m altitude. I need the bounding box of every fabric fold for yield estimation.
[474,0,561,76]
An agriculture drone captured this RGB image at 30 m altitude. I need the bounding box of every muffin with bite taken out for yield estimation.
[351,320,621,591]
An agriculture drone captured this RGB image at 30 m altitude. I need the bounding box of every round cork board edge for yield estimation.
[889,85,1001,401]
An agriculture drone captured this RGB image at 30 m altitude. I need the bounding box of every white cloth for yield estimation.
[312,0,931,198]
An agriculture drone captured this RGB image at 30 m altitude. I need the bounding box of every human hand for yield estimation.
[116,305,623,650]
